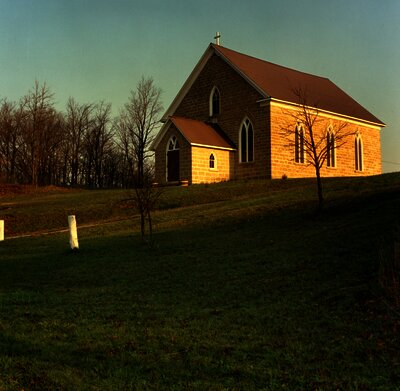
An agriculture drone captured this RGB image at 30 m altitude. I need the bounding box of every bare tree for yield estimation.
[20,81,60,186]
[128,164,163,242]
[281,87,354,211]
[114,115,135,187]
[37,109,64,186]
[0,79,163,190]
[64,98,94,186]
[0,99,24,183]
[118,76,163,188]
[83,102,114,188]
[116,76,164,240]
[0,86,65,186]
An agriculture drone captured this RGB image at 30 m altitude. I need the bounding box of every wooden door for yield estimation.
[167,150,179,182]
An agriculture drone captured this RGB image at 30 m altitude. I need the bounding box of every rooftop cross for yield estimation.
[214,32,221,45]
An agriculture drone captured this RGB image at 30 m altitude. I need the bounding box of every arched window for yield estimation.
[209,153,216,169]
[295,124,305,164]
[209,87,220,117]
[326,128,336,168]
[355,134,363,171]
[239,118,254,163]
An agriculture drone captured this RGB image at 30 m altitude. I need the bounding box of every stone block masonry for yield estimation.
[191,146,232,184]
[269,103,382,179]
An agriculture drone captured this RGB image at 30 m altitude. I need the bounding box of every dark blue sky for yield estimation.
[0,0,399,172]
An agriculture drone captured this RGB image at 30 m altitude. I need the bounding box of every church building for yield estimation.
[152,38,384,185]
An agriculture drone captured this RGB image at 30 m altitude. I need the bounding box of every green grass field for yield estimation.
[0,175,399,390]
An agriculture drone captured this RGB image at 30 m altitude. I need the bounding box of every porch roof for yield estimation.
[169,116,236,150]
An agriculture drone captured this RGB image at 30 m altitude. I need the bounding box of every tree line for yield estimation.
[0,77,162,188]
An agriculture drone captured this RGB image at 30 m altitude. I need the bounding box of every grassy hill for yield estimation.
[0,174,399,390]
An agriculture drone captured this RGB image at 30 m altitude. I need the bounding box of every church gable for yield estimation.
[171,52,271,180]
[173,52,265,126]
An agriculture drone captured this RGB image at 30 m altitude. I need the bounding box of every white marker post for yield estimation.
[0,220,4,241]
[68,215,79,250]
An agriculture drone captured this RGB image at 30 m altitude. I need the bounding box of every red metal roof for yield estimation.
[170,116,235,150]
[213,44,384,125]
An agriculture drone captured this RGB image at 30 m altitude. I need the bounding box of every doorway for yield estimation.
[167,136,180,182]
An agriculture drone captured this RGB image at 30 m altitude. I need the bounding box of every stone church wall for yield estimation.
[191,146,233,184]
[269,103,382,179]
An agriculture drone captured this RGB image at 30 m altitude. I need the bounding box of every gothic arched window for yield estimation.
[355,134,363,171]
[295,124,305,164]
[326,128,336,168]
[209,153,216,169]
[239,118,254,163]
[209,87,220,117]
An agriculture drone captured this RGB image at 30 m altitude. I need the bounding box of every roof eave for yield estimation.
[161,44,215,122]
[264,97,385,129]
[191,143,236,151]
[212,44,268,99]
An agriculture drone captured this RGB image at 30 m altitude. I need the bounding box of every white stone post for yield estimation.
[0,220,4,241]
[68,215,79,250]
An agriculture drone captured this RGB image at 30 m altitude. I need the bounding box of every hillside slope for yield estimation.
[0,174,399,389]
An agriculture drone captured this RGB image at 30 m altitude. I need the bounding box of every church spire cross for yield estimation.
[214,32,221,45]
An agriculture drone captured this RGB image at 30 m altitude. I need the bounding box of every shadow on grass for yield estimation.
[0,190,399,389]
[0,333,40,357]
